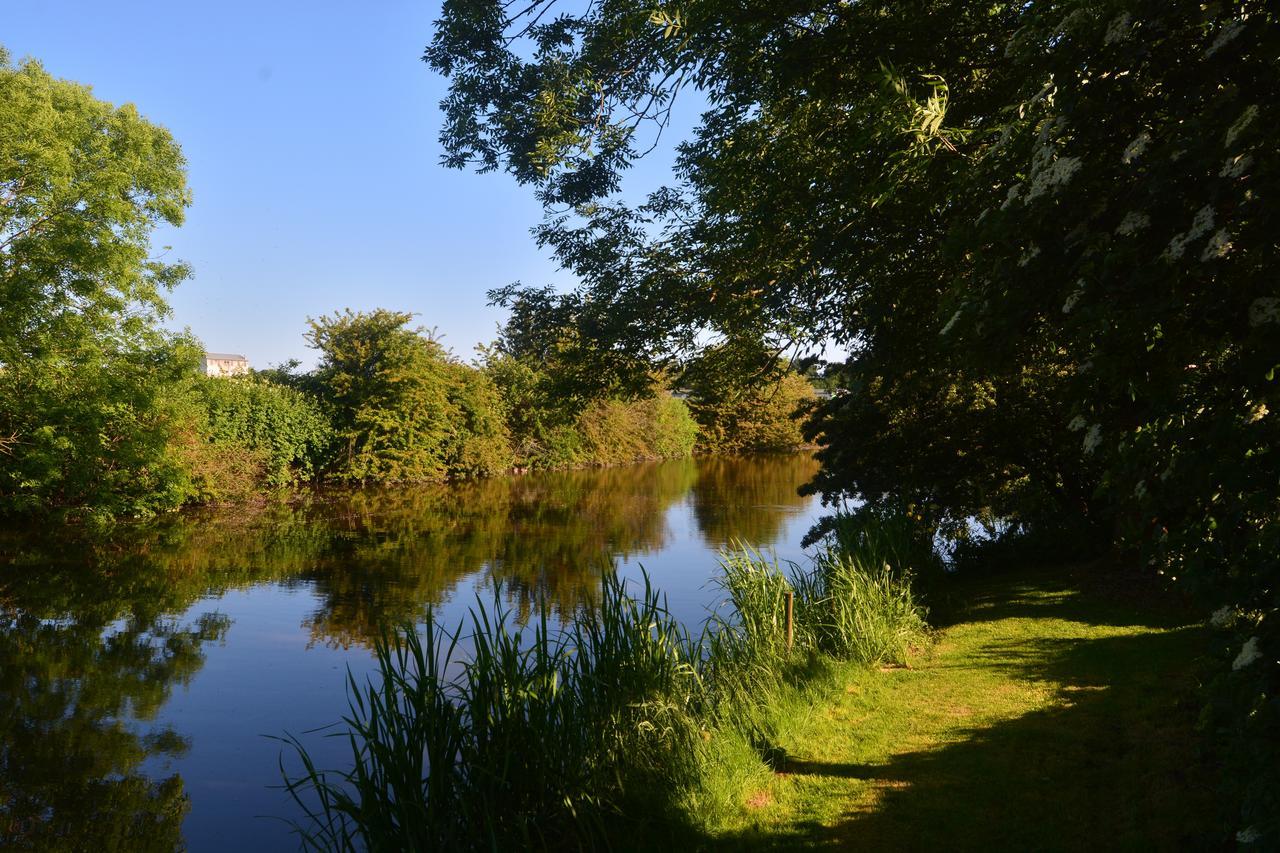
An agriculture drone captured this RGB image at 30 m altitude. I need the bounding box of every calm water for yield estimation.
[0,453,822,851]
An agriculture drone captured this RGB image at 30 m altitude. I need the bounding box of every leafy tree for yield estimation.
[681,337,816,453]
[0,48,195,521]
[429,2,1278,838]
[307,309,456,483]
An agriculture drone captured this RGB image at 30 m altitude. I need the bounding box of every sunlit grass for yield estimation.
[707,567,1220,850]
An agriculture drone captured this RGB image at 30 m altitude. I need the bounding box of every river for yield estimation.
[0,452,823,851]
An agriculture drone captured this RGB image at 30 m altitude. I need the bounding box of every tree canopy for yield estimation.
[428,2,1278,838]
[0,49,197,520]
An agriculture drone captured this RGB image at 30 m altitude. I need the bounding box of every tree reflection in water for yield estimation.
[0,453,818,847]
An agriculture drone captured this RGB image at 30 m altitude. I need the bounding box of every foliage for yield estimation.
[0,336,204,522]
[577,394,698,466]
[188,375,336,492]
[682,340,816,453]
[428,2,1278,839]
[306,309,456,483]
[440,361,514,478]
[0,49,195,522]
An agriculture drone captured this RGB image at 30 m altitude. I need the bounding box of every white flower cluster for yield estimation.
[1104,12,1132,45]
[940,308,963,336]
[1082,423,1103,454]
[1209,606,1234,628]
[1162,205,1215,262]
[1001,183,1022,210]
[1248,297,1280,327]
[1115,211,1151,236]
[1026,152,1081,202]
[1206,19,1246,58]
[1200,229,1233,262]
[1062,284,1085,313]
[1232,636,1262,670]
[1220,154,1253,179]
[1225,105,1258,148]
[1122,131,1151,164]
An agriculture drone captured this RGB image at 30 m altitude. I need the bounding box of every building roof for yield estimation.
[204,352,248,361]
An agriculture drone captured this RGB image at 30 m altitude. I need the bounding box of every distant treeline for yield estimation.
[0,301,815,523]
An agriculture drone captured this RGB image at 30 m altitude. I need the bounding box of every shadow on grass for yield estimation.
[929,562,1201,631]
[699,580,1223,851]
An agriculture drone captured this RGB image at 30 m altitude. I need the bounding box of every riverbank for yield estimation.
[702,563,1220,849]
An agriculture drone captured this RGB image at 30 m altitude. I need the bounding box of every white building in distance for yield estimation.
[202,352,250,377]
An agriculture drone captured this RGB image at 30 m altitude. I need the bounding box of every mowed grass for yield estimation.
[702,566,1220,851]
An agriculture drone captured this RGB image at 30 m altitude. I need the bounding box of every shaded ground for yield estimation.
[707,566,1222,851]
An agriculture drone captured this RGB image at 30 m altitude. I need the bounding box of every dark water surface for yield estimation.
[0,453,822,851]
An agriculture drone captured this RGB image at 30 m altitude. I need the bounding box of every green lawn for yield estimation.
[703,566,1221,851]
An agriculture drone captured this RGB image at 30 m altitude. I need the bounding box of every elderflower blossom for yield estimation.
[1000,183,1023,210]
[1116,211,1151,236]
[1237,826,1261,845]
[1248,297,1280,327]
[1225,105,1258,148]
[940,308,962,335]
[1206,19,1246,58]
[1249,403,1269,423]
[1162,206,1215,262]
[1232,636,1262,670]
[1209,606,1233,628]
[1220,154,1252,179]
[1200,229,1233,262]
[1027,155,1082,201]
[1104,12,1132,45]
[1082,423,1103,454]
[1067,415,1087,432]
[1122,131,1152,163]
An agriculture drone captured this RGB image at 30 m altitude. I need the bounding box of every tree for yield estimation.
[430,3,1278,837]
[307,309,457,483]
[0,48,196,520]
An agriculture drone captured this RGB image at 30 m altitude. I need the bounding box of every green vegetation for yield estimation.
[279,512,930,849]
[427,0,1277,840]
[708,566,1218,849]
[0,49,197,523]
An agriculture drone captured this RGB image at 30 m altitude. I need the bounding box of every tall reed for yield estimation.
[278,574,701,851]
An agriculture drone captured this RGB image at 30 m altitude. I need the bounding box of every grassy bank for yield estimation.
[705,566,1220,850]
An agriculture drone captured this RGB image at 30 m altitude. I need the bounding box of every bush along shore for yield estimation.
[0,303,817,524]
[277,511,932,850]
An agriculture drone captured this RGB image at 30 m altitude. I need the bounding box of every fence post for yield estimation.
[785,590,794,653]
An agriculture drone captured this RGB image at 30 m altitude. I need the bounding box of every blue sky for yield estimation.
[5,1,695,369]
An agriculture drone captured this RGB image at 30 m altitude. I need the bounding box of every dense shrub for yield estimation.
[577,394,698,465]
[0,339,203,523]
[192,376,334,487]
[440,362,514,478]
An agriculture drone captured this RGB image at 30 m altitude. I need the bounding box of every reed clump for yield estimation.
[280,511,932,850]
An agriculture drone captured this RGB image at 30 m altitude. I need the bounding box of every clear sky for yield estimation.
[5,1,695,369]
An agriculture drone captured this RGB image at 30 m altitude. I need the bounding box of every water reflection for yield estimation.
[0,453,818,849]
[0,559,230,851]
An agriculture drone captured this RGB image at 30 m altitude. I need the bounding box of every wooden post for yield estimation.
[784,590,794,653]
